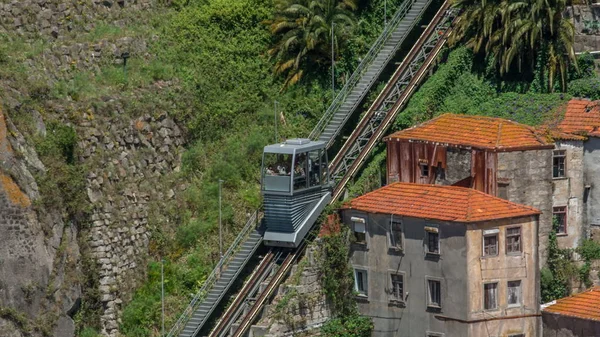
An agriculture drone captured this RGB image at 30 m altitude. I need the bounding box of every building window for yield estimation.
[427,279,441,308]
[426,333,444,337]
[390,273,404,302]
[354,269,368,296]
[553,206,567,234]
[484,282,498,310]
[508,334,525,337]
[483,230,498,256]
[506,227,521,254]
[389,221,403,250]
[507,280,522,307]
[553,150,566,178]
[425,227,439,254]
[352,217,367,244]
[420,164,429,177]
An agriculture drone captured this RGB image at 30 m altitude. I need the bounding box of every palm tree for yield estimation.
[266,0,358,90]
[450,0,575,91]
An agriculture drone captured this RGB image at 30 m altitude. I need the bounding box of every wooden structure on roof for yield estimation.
[384,114,554,196]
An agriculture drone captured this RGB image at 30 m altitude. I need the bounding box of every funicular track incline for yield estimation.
[168,3,459,337]
[330,1,457,200]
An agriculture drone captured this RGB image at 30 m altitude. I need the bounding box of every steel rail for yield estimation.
[308,0,417,146]
[229,233,314,337]
[167,211,260,337]
[329,0,453,173]
[331,4,458,200]
[207,249,277,337]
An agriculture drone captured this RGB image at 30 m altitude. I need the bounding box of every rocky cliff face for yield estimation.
[0,0,187,336]
[0,105,81,337]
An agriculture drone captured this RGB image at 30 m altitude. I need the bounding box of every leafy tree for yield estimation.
[450,0,576,91]
[266,0,358,89]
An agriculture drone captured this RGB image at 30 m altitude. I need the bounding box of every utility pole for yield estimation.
[161,259,165,337]
[219,179,223,263]
[331,22,335,98]
[384,0,387,26]
[274,100,279,143]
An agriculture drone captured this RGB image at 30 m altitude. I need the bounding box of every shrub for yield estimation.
[568,77,600,100]
[321,315,373,337]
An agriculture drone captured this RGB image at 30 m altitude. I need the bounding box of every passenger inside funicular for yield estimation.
[264,153,291,177]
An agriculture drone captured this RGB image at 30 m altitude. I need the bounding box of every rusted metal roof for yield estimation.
[554,99,600,139]
[543,287,600,321]
[341,182,540,222]
[385,114,552,151]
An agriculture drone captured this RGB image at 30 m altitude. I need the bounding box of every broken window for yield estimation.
[553,206,567,234]
[420,163,429,177]
[390,273,404,302]
[507,280,521,306]
[506,227,521,254]
[483,231,498,256]
[553,150,566,178]
[427,279,441,308]
[389,221,403,250]
[354,269,368,296]
[425,227,439,254]
[352,218,367,245]
[484,282,498,310]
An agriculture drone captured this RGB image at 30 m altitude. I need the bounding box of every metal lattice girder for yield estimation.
[309,0,435,148]
[329,3,458,200]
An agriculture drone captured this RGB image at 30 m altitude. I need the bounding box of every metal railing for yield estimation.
[166,210,260,337]
[308,0,417,144]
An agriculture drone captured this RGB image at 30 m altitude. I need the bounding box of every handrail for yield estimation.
[308,0,417,144]
[166,210,259,337]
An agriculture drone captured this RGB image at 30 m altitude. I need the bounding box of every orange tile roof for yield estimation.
[385,114,552,151]
[555,99,600,138]
[342,182,540,223]
[543,287,600,321]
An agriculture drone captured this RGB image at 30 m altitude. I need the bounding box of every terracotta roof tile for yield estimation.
[555,99,600,138]
[543,287,600,321]
[385,114,551,151]
[342,182,540,222]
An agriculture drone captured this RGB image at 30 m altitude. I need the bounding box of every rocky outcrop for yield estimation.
[0,105,81,337]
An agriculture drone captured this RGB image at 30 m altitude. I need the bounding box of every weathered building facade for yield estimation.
[341,182,541,337]
[547,99,600,249]
[384,114,555,263]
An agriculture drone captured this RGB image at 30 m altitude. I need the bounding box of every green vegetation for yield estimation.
[266,0,358,89]
[451,0,575,91]
[317,215,373,336]
[541,219,576,303]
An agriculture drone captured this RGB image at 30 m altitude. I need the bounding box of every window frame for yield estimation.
[553,206,568,235]
[482,230,499,257]
[351,216,368,245]
[425,226,440,255]
[506,226,522,255]
[507,280,522,308]
[483,282,499,311]
[389,220,404,251]
[426,278,442,309]
[389,271,405,303]
[420,163,429,177]
[553,149,566,178]
[354,268,368,297]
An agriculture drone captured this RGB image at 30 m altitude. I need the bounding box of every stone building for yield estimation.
[383,113,555,263]
[542,287,600,337]
[545,99,600,249]
[341,182,541,337]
